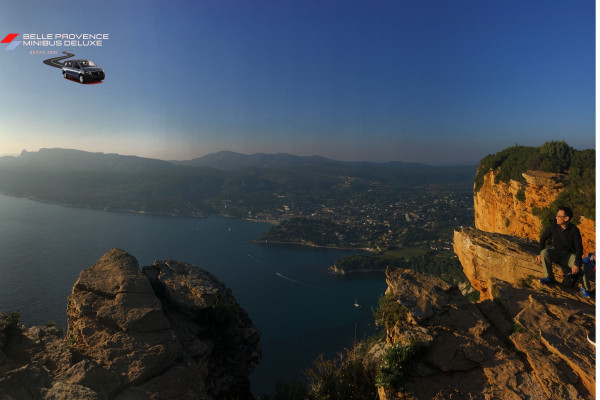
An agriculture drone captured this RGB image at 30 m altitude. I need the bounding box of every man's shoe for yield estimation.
[580,288,592,299]
[540,277,556,284]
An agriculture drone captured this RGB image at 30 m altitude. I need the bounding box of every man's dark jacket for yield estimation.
[539,222,584,266]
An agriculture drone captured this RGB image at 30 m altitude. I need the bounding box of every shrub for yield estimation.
[375,340,424,390]
[305,349,378,400]
[474,141,580,193]
[465,290,480,303]
[7,311,20,327]
[539,141,573,172]
[515,186,526,202]
[373,292,407,329]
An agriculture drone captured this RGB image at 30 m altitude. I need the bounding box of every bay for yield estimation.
[0,193,387,395]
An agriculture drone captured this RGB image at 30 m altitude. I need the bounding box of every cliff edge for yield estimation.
[378,267,595,399]
[0,249,261,400]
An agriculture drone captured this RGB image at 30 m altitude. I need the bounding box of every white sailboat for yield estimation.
[354,298,360,307]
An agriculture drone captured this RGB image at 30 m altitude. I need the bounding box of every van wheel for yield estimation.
[79,75,85,83]
[63,71,67,79]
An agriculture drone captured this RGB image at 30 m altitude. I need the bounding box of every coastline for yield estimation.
[329,266,387,275]
[0,191,208,218]
[251,238,373,253]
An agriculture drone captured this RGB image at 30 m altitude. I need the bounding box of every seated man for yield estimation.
[536,206,591,298]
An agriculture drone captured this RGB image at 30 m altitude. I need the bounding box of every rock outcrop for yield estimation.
[474,169,595,255]
[453,227,567,300]
[379,267,595,400]
[0,249,261,400]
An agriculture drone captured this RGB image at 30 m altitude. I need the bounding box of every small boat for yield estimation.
[354,298,360,307]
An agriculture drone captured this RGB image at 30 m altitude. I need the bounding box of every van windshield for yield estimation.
[79,60,97,67]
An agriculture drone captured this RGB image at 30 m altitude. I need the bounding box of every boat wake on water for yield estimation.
[246,253,270,266]
[275,272,303,285]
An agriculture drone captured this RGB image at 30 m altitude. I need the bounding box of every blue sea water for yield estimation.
[0,193,387,395]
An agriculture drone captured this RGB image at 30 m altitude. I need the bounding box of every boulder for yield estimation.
[0,248,261,399]
[143,260,261,399]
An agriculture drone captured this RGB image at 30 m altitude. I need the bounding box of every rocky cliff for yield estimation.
[474,169,595,255]
[378,266,595,399]
[453,227,564,301]
[0,249,261,400]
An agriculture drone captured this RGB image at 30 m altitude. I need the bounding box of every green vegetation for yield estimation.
[373,292,408,329]
[475,141,584,190]
[45,320,57,328]
[375,340,424,391]
[335,249,469,285]
[465,290,480,303]
[7,310,20,326]
[261,293,422,399]
[473,141,595,231]
[516,185,526,202]
[258,217,355,247]
[511,323,526,334]
[305,350,378,400]
[260,344,382,400]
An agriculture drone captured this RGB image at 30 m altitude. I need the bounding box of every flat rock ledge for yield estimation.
[379,268,595,400]
[0,248,261,400]
[454,227,577,300]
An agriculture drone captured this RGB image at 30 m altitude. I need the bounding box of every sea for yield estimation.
[0,193,387,395]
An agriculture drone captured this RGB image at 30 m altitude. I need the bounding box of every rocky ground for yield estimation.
[0,249,261,400]
[375,226,595,399]
[379,266,595,400]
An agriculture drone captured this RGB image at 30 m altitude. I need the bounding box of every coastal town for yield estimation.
[220,184,474,252]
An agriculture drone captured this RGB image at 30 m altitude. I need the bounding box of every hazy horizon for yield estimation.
[6,142,595,167]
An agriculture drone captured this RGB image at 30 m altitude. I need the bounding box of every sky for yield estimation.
[0,0,595,165]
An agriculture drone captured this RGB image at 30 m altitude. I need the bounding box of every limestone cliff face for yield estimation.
[379,267,595,399]
[0,249,261,400]
[474,170,563,240]
[474,169,595,255]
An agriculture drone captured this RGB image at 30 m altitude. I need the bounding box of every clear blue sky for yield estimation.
[0,0,595,164]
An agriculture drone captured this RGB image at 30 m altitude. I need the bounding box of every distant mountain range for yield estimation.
[0,148,175,172]
[0,148,477,217]
[0,148,474,172]
[170,150,435,171]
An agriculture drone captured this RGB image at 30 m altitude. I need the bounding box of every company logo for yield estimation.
[1,33,21,50]
[2,33,109,51]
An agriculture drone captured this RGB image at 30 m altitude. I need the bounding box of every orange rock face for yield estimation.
[474,169,595,255]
